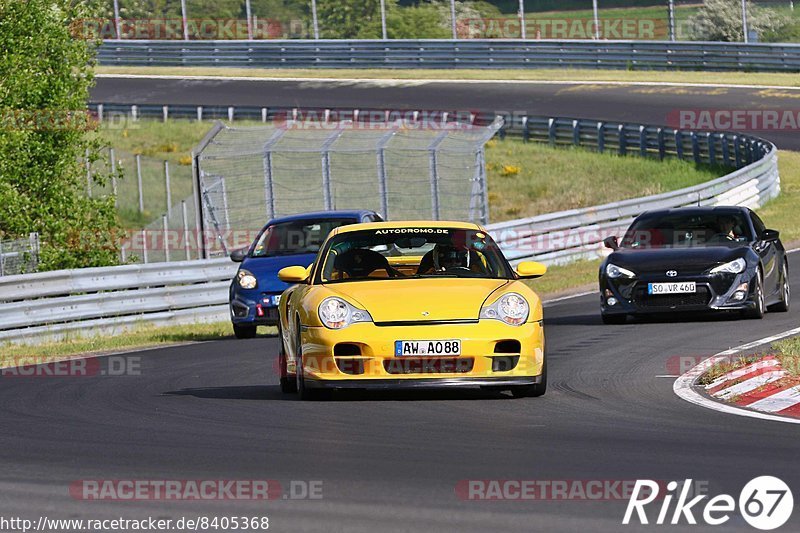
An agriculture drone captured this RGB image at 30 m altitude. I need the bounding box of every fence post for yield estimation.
[197,106,203,121]
[618,124,627,156]
[376,128,396,221]
[141,229,148,264]
[162,105,168,122]
[164,160,172,217]
[706,132,716,165]
[657,128,666,160]
[263,151,276,219]
[522,116,529,143]
[639,125,647,157]
[0,239,4,276]
[320,129,344,211]
[85,148,92,197]
[675,130,684,159]
[548,118,557,146]
[721,133,731,166]
[572,119,580,146]
[597,122,605,153]
[136,154,144,213]
[428,131,448,220]
[691,132,701,164]
[181,200,191,260]
[110,148,118,208]
[163,214,170,262]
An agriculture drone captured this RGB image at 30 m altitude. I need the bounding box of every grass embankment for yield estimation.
[97,66,800,88]
[0,322,266,367]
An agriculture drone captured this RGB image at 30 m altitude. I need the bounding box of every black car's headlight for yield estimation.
[606,263,636,279]
[709,258,747,275]
[237,269,258,290]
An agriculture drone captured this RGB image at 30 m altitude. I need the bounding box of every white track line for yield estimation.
[543,290,595,306]
[714,371,787,400]
[747,386,800,413]
[704,358,780,390]
[95,73,800,91]
[674,326,800,425]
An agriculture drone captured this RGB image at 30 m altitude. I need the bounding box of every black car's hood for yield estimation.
[607,245,750,275]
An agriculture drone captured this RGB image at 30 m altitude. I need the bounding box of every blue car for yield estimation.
[229,210,383,338]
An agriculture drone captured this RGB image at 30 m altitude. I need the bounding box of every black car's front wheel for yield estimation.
[744,273,766,319]
[769,261,790,313]
[233,324,257,339]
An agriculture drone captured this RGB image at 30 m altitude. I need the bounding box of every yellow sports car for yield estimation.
[276,221,547,400]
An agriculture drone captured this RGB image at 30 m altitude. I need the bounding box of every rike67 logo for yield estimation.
[624,477,793,530]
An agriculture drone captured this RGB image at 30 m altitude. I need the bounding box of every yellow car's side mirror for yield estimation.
[516,261,547,279]
[278,266,309,283]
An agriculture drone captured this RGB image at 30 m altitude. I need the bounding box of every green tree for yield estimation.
[687,0,785,42]
[0,0,122,270]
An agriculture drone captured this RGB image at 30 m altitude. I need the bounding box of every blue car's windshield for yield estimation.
[251,218,357,257]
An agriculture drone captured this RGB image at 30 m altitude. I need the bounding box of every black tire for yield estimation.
[744,272,766,319]
[769,261,790,313]
[278,322,297,394]
[510,357,547,398]
[601,313,627,325]
[295,321,327,401]
[233,324,257,339]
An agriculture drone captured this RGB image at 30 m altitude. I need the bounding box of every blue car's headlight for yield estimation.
[237,269,258,290]
[710,258,747,275]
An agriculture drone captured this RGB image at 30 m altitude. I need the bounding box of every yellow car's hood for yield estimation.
[327,278,510,323]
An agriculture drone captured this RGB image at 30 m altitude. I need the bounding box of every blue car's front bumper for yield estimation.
[230,292,282,326]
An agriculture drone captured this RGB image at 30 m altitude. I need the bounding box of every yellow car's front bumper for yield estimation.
[293,319,545,389]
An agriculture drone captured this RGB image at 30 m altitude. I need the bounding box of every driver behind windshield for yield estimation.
[707,215,739,243]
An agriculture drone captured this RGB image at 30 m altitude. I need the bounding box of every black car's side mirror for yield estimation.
[762,229,780,242]
[230,249,247,262]
[603,236,619,250]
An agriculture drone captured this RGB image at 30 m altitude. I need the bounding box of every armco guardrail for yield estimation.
[485,116,779,265]
[0,259,237,344]
[0,115,779,345]
[96,39,800,71]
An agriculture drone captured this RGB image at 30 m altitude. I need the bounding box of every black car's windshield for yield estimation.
[621,213,753,249]
[318,228,514,283]
[251,218,357,257]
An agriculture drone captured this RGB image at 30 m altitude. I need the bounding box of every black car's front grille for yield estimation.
[633,285,712,309]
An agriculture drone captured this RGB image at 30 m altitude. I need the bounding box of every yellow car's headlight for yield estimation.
[480,292,530,326]
[318,297,372,329]
[237,269,258,290]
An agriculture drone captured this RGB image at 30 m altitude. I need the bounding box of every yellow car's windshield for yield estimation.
[318,228,514,283]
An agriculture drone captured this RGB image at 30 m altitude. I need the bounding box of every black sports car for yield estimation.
[599,207,790,324]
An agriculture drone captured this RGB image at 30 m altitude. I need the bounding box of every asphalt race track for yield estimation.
[2,77,793,531]
[1,254,797,532]
[92,77,800,150]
